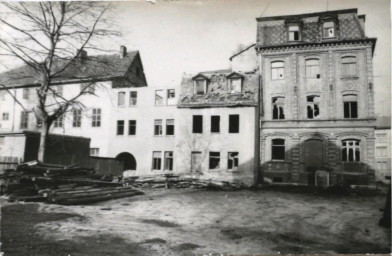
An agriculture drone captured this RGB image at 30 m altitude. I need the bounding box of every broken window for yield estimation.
[211,115,220,133]
[343,95,358,118]
[323,21,335,38]
[342,140,360,162]
[92,108,101,127]
[307,96,320,119]
[154,119,163,135]
[229,78,242,93]
[2,112,9,121]
[228,152,239,170]
[341,56,357,77]
[117,120,124,135]
[20,111,28,129]
[152,151,162,170]
[272,97,285,120]
[164,151,174,171]
[118,92,125,106]
[73,109,82,127]
[167,89,176,105]
[23,88,30,99]
[271,61,284,80]
[229,115,239,133]
[128,120,136,135]
[54,115,63,128]
[89,148,99,156]
[209,152,220,169]
[288,25,300,41]
[194,79,207,95]
[193,115,203,133]
[130,91,137,106]
[305,59,320,79]
[155,90,164,105]
[272,139,285,160]
[166,119,175,135]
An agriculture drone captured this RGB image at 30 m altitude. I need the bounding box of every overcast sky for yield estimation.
[1,0,390,116]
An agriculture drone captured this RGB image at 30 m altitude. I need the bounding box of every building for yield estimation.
[375,116,391,183]
[256,8,377,185]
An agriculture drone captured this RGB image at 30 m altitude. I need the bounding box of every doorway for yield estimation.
[304,139,323,184]
[116,152,137,171]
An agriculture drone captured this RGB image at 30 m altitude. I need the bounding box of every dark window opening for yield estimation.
[272,97,285,120]
[343,95,358,118]
[273,177,283,183]
[211,116,220,133]
[228,152,239,170]
[166,119,174,135]
[272,139,285,160]
[193,115,203,133]
[117,120,124,135]
[342,140,360,162]
[209,152,220,169]
[154,119,163,135]
[128,120,136,135]
[229,115,239,133]
[152,151,162,170]
[307,96,320,119]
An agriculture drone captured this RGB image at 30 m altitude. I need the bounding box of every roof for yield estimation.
[256,8,358,21]
[229,43,256,61]
[0,51,139,89]
[376,116,391,129]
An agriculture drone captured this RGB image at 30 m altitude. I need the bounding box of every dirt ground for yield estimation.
[1,188,391,255]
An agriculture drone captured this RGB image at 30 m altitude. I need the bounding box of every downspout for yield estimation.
[254,50,263,185]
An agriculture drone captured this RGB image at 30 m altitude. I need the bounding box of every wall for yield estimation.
[176,107,256,184]
[375,128,391,182]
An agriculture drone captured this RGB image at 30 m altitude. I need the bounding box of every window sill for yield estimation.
[340,76,359,80]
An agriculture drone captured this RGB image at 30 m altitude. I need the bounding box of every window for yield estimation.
[81,84,95,94]
[323,21,335,38]
[73,109,82,127]
[211,116,220,133]
[288,25,300,41]
[342,140,360,162]
[155,90,164,106]
[307,96,320,119]
[2,113,9,121]
[164,151,174,171]
[341,56,357,77]
[209,152,220,169]
[167,89,176,105]
[166,119,174,135]
[54,115,63,128]
[152,151,162,170]
[20,111,28,129]
[23,88,29,99]
[193,115,203,133]
[117,120,124,135]
[229,115,239,133]
[229,78,242,93]
[128,120,136,135]
[305,59,320,79]
[92,108,101,127]
[154,119,163,135]
[118,92,125,106]
[272,139,285,160]
[376,146,388,157]
[272,97,285,119]
[130,91,137,106]
[195,80,207,95]
[376,133,387,143]
[36,119,42,128]
[271,61,284,80]
[228,152,239,170]
[343,95,358,118]
[90,148,99,156]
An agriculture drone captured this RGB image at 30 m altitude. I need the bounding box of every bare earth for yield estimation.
[1,189,391,255]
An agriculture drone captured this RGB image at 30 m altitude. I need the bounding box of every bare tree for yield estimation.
[0,2,120,161]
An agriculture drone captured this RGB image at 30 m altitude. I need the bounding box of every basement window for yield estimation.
[228,115,239,133]
[307,96,320,119]
[209,152,220,170]
[272,139,285,161]
[192,115,203,133]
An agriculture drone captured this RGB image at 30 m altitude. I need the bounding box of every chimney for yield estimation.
[120,45,127,59]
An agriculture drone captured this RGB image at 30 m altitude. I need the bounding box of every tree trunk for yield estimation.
[37,121,49,162]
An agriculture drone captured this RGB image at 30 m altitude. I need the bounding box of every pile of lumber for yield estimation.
[0,161,143,204]
[124,174,249,191]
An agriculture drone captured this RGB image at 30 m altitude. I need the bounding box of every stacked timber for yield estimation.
[0,161,143,204]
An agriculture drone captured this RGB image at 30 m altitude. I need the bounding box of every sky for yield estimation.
[0,0,390,116]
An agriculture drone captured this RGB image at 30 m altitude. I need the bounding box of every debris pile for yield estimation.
[124,174,249,191]
[0,161,143,204]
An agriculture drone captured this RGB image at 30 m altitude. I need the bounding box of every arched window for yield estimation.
[342,139,360,162]
[271,61,284,80]
[272,139,285,160]
[343,94,358,118]
[305,59,320,79]
[341,56,357,77]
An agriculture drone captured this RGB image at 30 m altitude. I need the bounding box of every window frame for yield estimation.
[20,111,29,129]
[288,24,301,42]
[92,108,101,127]
[209,151,221,170]
[272,97,285,120]
[152,151,162,170]
[128,120,136,135]
[192,115,203,134]
[341,56,357,77]
[228,152,239,171]
[322,21,336,39]
[341,139,360,162]
[306,95,321,119]
[343,94,358,119]
[194,79,208,95]
[228,114,240,133]
[72,109,82,127]
[211,115,220,133]
[117,120,125,135]
[271,61,285,80]
[130,91,137,106]
[305,58,321,79]
[54,115,63,128]
[118,91,126,107]
[164,151,174,171]
[166,89,176,105]
[228,78,242,93]
[155,90,164,106]
[89,148,99,156]
[2,112,9,121]
[154,119,163,136]
[271,138,285,161]
[166,119,175,136]
[22,88,30,100]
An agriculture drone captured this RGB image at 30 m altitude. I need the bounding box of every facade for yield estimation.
[256,9,377,185]
[375,116,391,183]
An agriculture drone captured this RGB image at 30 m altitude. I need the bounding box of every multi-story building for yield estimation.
[256,8,377,185]
[375,116,391,183]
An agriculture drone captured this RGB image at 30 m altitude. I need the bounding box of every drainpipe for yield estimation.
[254,51,263,186]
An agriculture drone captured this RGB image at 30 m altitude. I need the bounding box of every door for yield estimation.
[304,139,323,184]
[191,152,202,173]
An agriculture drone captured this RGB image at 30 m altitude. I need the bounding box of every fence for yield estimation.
[0,156,22,174]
